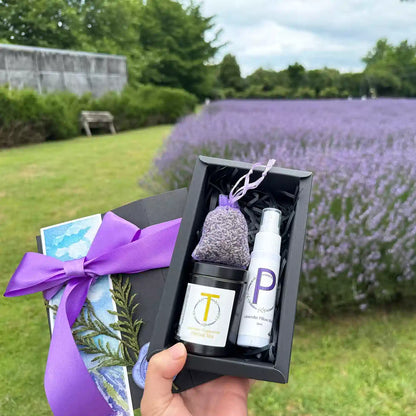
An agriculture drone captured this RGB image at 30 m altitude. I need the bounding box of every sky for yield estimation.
[200,0,416,76]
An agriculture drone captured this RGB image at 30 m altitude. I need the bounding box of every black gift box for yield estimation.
[149,156,313,383]
[37,188,219,410]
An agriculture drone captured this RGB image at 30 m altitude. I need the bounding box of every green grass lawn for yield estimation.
[1,128,415,416]
[249,308,416,416]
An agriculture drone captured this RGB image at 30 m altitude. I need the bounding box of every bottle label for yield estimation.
[248,267,277,312]
[237,257,280,347]
[178,283,235,347]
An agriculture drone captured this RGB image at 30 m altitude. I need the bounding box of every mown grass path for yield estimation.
[1,127,415,416]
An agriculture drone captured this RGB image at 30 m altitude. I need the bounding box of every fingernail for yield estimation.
[169,343,186,360]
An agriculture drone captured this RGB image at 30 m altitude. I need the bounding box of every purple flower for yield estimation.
[149,99,416,310]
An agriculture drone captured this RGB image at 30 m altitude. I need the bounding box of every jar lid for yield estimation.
[192,261,246,282]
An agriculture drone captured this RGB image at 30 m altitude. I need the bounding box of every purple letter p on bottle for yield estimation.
[252,268,276,304]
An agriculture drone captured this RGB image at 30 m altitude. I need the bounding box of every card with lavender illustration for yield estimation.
[41,214,134,416]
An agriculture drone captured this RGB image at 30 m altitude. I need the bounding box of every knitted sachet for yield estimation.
[192,159,276,268]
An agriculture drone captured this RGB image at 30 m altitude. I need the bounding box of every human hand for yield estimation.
[141,342,252,416]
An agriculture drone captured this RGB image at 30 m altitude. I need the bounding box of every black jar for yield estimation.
[176,261,246,356]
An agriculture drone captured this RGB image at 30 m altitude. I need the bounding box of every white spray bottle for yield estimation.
[237,208,282,348]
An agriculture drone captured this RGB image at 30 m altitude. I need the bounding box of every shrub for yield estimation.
[0,87,46,147]
[237,85,292,99]
[294,87,316,99]
[0,85,197,148]
[218,88,238,99]
[94,85,197,131]
[319,86,340,98]
[42,92,88,140]
[268,86,292,99]
[148,99,416,312]
[136,85,197,124]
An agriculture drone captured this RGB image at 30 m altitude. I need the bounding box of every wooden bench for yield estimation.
[80,111,116,137]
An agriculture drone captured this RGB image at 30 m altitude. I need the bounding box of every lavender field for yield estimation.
[151,99,416,311]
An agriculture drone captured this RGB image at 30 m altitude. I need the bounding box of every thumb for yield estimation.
[141,343,187,414]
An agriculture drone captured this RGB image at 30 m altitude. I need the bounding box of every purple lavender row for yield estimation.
[151,99,416,310]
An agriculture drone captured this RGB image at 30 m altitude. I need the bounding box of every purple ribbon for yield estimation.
[4,211,181,416]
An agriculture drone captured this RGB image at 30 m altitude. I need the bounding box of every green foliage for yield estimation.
[220,87,238,98]
[0,0,141,56]
[246,68,289,92]
[0,85,196,148]
[0,87,45,147]
[339,72,364,97]
[268,86,292,98]
[0,0,220,95]
[42,92,90,140]
[138,0,220,97]
[236,84,265,98]
[109,276,142,366]
[318,86,340,98]
[243,67,352,100]
[363,38,416,97]
[239,38,416,99]
[294,87,316,99]
[71,299,131,369]
[93,85,197,131]
[363,38,392,66]
[364,66,402,96]
[218,54,244,91]
[48,277,142,370]
[287,62,306,89]
[307,68,340,94]
[0,0,83,48]
[237,84,291,99]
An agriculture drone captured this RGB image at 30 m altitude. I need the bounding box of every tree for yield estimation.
[363,38,392,66]
[218,54,243,91]
[0,0,221,95]
[307,68,340,95]
[246,68,289,92]
[0,0,144,81]
[287,62,306,89]
[138,0,220,97]
[339,73,364,97]
[0,0,83,49]
[364,66,402,96]
[363,38,416,96]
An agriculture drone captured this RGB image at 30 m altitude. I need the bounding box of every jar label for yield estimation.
[178,283,236,348]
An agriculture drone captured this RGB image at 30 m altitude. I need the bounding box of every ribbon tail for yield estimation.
[4,252,66,298]
[45,278,113,416]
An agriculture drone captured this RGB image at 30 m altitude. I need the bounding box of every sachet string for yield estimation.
[228,159,276,205]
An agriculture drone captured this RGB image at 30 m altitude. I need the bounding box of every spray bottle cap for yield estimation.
[259,208,281,234]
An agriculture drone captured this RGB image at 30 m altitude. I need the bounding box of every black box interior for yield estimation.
[149,156,312,383]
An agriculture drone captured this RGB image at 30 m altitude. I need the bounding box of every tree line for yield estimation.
[217,38,416,99]
[0,0,220,98]
[1,0,415,99]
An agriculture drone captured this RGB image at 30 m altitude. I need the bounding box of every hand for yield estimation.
[141,342,252,416]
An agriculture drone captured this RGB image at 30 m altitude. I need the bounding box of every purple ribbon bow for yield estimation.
[4,211,181,416]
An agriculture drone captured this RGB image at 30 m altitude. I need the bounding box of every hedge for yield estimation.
[0,85,197,148]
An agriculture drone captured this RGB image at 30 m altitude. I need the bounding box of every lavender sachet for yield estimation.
[192,160,275,268]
